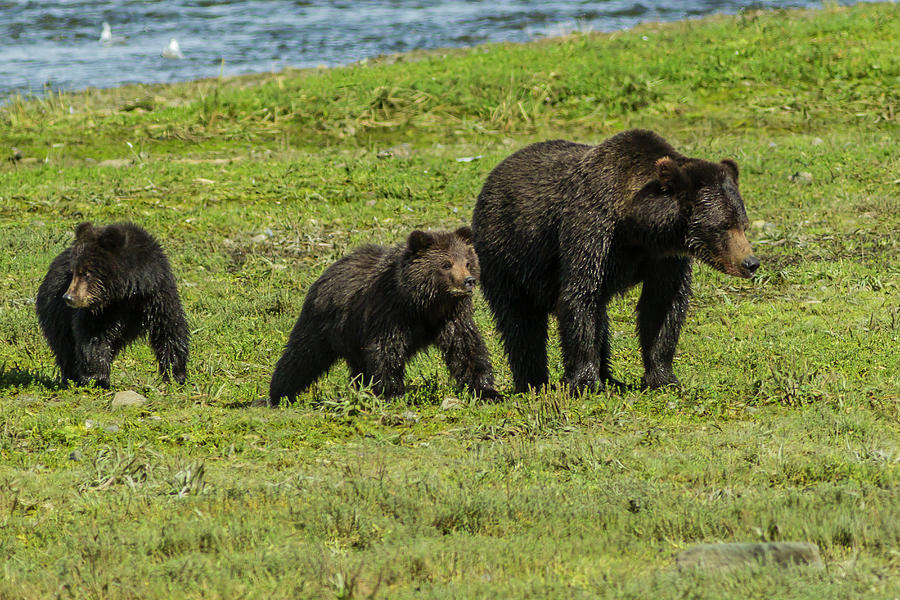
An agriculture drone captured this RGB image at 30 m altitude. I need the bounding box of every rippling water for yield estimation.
[0,1,869,97]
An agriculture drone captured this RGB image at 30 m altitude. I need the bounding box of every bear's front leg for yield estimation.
[637,256,692,389]
[436,305,498,399]
[364,332,409,398]
[76,335,114,389]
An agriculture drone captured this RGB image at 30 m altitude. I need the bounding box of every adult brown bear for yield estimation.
[471,129,759,394]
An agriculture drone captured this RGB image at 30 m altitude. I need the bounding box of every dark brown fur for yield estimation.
[269,227,497,404]
[36,222,189,388]
[471,129,759,394]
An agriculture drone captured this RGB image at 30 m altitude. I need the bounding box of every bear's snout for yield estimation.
[464,276,477,291]
[741,256,760,277]
[721,228,758,279]
[64,276,94,308]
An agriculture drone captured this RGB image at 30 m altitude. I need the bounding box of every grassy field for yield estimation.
[1,3,898,598]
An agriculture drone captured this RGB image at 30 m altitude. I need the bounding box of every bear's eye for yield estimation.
[442,261,452,270]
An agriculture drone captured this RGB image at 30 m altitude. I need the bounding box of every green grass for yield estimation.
[0,3,898,598]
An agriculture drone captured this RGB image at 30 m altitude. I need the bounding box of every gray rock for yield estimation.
[441,397,464,410]
[111,390,147,407]
[789,171,813,184]
[675,542,824,571]
[401,410,420,423]
[377,143,412,160]
[104,424,121,433]
[97,158,132,168]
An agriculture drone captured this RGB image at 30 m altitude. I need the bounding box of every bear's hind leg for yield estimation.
[486,292,549,394]
[147,294,190,384]
[269,328,337,406]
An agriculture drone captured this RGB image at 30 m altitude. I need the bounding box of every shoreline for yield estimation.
[2,1,850,100]
[2,4,848,105]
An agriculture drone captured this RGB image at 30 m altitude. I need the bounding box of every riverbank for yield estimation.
[1,3,898,599]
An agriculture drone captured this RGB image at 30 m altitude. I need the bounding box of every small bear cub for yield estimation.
[269,226,497,405]
[36,222,190,388]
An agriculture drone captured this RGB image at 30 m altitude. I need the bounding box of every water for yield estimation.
[0,1,870,98]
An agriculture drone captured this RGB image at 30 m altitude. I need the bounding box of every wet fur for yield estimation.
[36,222,189,388]
[471,129,757,394]
[269,227,497,404]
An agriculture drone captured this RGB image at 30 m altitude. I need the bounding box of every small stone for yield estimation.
[104,424,120,433]
[377,143,412,160]
[381,414,404,426]
[441,397,464,410]
[811,137,824,146]
[111,390,147,407]
[789,171,813,184]
[84,419,96,429]
[97,158,131,168]
[675,542,824,571]
[401,410,419,423]
[193,177,216,185]
[365,199,377,207]
[250,234,268,244]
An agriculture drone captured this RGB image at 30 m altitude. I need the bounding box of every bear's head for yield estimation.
[63,222,128,309]
[656,156,760,279]
[404,226,480,305]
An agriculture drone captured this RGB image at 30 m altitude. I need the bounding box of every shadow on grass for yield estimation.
[223,397,270,409]
[0,362,61,390]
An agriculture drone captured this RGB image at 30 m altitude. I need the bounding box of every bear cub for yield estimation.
[472,129,759,394]
[269,226,497,405]
[36,222,190,388]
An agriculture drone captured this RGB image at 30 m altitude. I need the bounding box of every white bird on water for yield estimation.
[99,22,127,45]
[161,38,184,59]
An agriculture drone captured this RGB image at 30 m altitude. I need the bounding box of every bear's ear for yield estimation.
[655,157,686,192]
[75,222,95,241]
[721,159,739,182]
[407,230,434,254]
[98,226,126,251]
[454,226,473,243]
